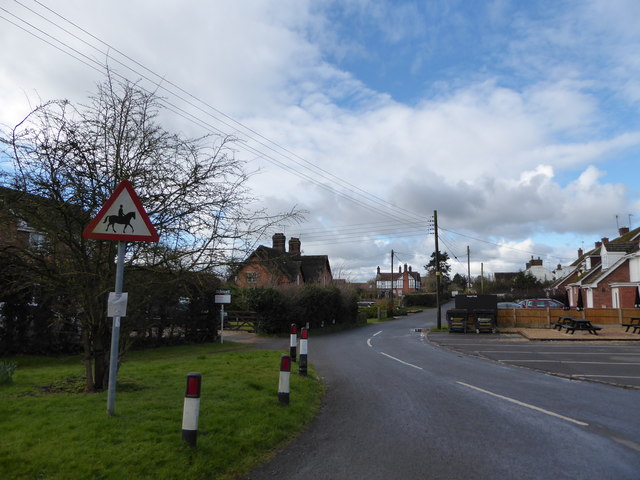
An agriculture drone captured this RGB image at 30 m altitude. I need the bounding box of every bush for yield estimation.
[246,286,359,334]
[0,361,17,385]
[246,288,292,334]
[402,293,438,308]
[360,305,380,319]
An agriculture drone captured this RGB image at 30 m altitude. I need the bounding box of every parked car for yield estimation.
[357,301,376,307]
[519,298,565,309]
[497,301,523,309]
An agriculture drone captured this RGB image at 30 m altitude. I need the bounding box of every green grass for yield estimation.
[0,343,323,480]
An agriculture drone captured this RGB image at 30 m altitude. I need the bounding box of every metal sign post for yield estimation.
[82,180,159,417]
[215,290,231,344]
[107,241,126,416]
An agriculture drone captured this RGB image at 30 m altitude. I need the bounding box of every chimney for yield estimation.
[595,241,602,249]
[272,233,286,253]
[377,266,381,275]
[601,237,609,244]
[578,248,583,258]
[398,266,402,273]
[409,266,412,272]
[289,237,301,255]
[619,227,630,236]
[404,264,407,272]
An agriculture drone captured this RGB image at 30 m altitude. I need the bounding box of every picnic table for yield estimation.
[554,315,602,335]
[622,317,640,333]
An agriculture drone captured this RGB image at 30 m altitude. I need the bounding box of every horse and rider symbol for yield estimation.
[103,205,136,233]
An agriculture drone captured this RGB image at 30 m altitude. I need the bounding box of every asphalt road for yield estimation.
[429,332,640,388]
[244,309,640,479]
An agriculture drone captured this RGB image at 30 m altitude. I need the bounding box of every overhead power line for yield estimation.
[1,2,577,265]
[2,1,430,228]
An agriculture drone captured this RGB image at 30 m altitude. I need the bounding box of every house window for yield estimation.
[29,232,47,250]
[246,272,258,284]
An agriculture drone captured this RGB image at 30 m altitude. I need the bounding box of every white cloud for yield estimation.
[1,1,639,282]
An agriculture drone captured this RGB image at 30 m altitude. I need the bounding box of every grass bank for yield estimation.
[0,342,322,479]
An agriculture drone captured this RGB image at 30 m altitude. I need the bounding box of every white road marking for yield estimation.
[367,331,382,347]
[457,381,589,427]
[380,352,423,370]
[367,330,382,348]
[498,360,640,365]
[480,351,640,355]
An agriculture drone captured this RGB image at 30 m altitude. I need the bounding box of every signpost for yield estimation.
[215,289,231,344]
[83,180,158,416]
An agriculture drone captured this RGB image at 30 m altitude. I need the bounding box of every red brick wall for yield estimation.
[235,262,294,288]
[0,214,29,248]
[619,287,638,308]
[591,263,629,308]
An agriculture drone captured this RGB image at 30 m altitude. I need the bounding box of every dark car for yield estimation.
[519,298,565,309]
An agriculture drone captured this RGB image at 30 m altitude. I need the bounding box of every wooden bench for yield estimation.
[554,316,575,331]
[622,317,640,333]
[555,316,601,335]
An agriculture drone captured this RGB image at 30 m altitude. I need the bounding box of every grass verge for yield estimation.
[0,342,322,480]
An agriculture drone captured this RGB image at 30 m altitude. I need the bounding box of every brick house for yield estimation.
[233,233,333,288]
[0,187,49,251]
[551,227,640,308]
[375,264,421,297]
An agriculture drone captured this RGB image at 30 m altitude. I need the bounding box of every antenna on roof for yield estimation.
[615,214,619,230]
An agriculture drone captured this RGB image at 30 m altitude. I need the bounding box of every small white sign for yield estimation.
[108,292,129,317]
[215,294,231,304]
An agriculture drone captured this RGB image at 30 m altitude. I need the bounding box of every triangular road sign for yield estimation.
[83,180,159,242]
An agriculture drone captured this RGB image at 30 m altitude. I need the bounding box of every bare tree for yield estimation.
[0,71,301,391]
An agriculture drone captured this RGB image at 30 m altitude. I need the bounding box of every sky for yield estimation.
[1,0,639,283]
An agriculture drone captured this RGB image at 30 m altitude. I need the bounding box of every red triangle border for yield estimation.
[82,180,159,242]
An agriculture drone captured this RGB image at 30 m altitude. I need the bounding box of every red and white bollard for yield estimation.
[182,372,201,447]
[278,355,291,405]
[299,328,308,376]
[289,323,297,362]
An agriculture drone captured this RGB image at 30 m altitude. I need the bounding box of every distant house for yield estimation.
[524,256,555,283]
[375,264,421,297]
[233,233,333,288]
[496,256,556,285]
[550,227,640,308]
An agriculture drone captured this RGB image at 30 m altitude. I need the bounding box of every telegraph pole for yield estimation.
[467,245,471,292]
[390,249,394,312]
[434,210,441,329]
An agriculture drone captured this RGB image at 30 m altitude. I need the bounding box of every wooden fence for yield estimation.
[497,308,640,328]
[223,311,261,332]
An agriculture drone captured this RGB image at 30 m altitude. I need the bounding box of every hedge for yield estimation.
[244,285,360,334]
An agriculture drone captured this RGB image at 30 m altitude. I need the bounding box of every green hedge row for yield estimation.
[239,286,361,334]
[401,293,438,307]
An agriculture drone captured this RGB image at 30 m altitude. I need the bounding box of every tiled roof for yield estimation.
[244,246,330,284]
[604,242,637,253]
[295,255,331,283]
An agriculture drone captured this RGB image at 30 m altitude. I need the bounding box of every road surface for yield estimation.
[244,308,640,479]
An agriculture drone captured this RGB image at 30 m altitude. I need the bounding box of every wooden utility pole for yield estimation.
[390,249,394,311]
[434,210,441,329]
[467,245,471,292]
